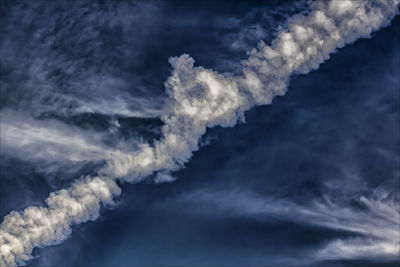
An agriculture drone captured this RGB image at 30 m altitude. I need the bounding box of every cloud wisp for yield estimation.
[0,1,166,120]
[176,186,399,262]
[1,0,399,266]
[0,110,135,164]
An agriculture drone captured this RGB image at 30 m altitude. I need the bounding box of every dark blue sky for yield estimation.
[0,1,399,266]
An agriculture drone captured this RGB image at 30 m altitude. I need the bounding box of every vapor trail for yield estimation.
[1,1,399,266]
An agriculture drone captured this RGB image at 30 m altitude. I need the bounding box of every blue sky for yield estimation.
[1,1,399,266]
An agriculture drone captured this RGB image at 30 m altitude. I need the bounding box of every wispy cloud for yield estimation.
[171,185,399,261]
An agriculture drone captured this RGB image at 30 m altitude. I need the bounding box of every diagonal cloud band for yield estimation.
[1,0,399,266]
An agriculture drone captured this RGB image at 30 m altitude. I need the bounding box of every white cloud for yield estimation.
[1,0,399,266]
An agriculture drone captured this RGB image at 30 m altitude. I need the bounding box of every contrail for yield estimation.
[1,0,399,266]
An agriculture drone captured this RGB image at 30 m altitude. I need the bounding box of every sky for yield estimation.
[0,0,399,266]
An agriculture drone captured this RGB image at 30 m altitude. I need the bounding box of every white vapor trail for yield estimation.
[1,0,399,266]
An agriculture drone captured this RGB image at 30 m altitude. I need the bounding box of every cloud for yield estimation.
[1,0,399,266]
[0,1,165,119]
[218,0,310,53]
[0,177,121,266]
[0,110,133,163]
[167,185,399,262]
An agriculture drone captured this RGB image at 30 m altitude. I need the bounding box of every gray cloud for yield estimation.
[169,185,399,262]
[0,1,166,119]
